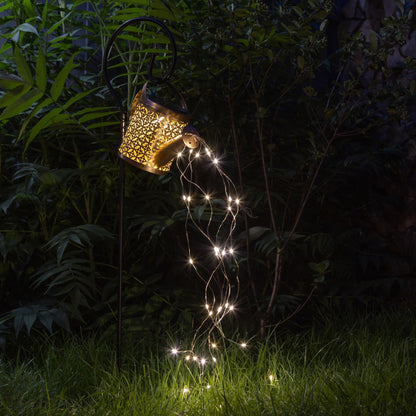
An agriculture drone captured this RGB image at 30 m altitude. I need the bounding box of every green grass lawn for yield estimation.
[1,310,415,415]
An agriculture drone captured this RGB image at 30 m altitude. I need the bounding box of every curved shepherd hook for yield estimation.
[103,17,177,371]
[103,16,177,113]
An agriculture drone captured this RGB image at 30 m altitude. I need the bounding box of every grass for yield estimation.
[1,310,416,415]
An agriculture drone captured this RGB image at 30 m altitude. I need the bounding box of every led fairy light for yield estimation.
[173,138,242,359]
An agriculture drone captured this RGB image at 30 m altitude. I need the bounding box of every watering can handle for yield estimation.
[140,81,189,114]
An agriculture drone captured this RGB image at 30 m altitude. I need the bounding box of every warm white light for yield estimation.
[214,246,220,255]
[205,194,210,200]
[205,303,209,310]
[195,152,200,158]
[185,355,190,361]
[193,356,198,361]
[213,158,218,164]
[207,384,211,389]
[229,248,234,255]
[269,375,274,382]
[171,348,178,355]
[225,303,229,308]
[183,387,189,394]
[200,358,207,365]
[227,206,232,211]
[229,305,234,311]
[205,147,210,154]
[213,357,217,363]
[152,116,164,124]
[241,343,247,348]
[235,198,240,205]
[221,249,226,256]
[217,306,223,313]
[189,258,193,265]
[228,196,232,202]
[182,195,186,201]
[209,311,213,316]
[211,343,217,349]
[178,152,182,157]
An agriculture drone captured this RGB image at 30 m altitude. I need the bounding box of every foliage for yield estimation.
[0,0,194,346]
[1,0,416,347]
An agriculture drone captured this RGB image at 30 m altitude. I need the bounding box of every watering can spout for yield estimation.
[152,125,201,168]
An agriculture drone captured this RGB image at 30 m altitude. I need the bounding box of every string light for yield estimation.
[241,343,247,349]
[171,348,178,355]
[174,138,242,368]
[183,387,189,394]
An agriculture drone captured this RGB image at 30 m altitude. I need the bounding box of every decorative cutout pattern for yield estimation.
[119,102,187,174]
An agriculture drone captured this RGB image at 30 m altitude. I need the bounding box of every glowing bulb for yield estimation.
[205,303,209,310]
[214,246,220,256]
[183,387,189,394]
[205,147,210,154]
[185,355,190,361]
[229,305,234,311]
[236,198,240,205]
[171,348,178,355]
[178,152,182,157]
[193,356,198,361]
[187,196,191,202]
[200,358,207,365]
[209,311,213,316]
[211,343,217,349]
[195,152,200,158]
[217,306,223,313]
[190,149,193,154]
[228,196,232,202]
[227,206,232,211]
[182,195,186,201]
[221,249,226,256]
[269,375,274,382]
[229,248,234,255]
[241,343,247,348]
[207,385,211,389]
[225,303,229,308]
[213,158,218,165]
[189,258,193,265]
[213,357,217,362]
[205,194,210,200]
